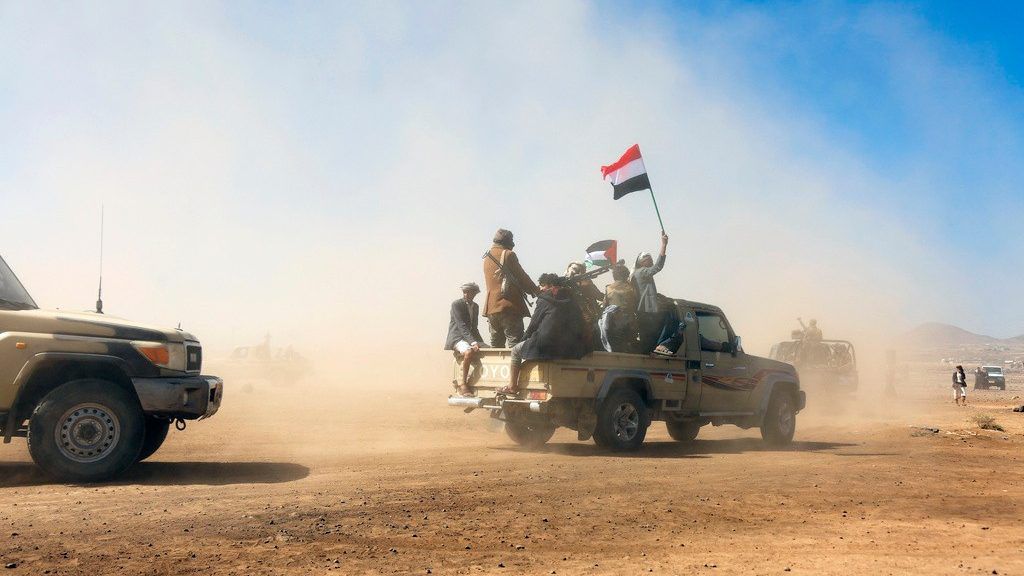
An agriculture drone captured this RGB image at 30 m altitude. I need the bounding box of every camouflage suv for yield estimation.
[0,254,223,481]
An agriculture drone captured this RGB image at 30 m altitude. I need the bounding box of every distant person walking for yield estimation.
[483,229,538,348]
[952,365,968,406]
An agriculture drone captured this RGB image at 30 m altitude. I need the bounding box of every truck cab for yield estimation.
[0,254,223,481]
[449,298,804,451]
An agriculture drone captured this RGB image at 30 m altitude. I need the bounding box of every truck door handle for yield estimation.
[733,366,747,371]
[704,363,715,368]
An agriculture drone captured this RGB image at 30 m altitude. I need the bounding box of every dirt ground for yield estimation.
[1,370,1023,575]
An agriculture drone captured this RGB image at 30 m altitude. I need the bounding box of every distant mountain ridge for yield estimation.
[904,322,1021,348]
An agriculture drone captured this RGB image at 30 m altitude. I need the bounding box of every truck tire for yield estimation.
[27,379,145,482]
[594,388,649,451]
[760,390,797,446]
[666,420,701,442]
[505,420,556,449]
[137,417,171,462]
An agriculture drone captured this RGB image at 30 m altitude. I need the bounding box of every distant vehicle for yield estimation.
[974,366,1006,390]
[0,254,223,481]
[769,338,858,396]
[448,299,805,451]
[223,336,310,386]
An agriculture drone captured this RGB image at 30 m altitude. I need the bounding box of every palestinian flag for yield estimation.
[585,240,617,269]
[601,144,651,199]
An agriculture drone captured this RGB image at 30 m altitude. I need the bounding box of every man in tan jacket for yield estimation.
[483,228,538,348]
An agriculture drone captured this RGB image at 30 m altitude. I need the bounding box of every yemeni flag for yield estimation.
[585,240,617,269]
[601,144,651,200]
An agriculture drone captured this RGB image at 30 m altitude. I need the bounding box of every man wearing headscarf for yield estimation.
[483,229,539,348]
[631,231,669,353]
[445,282,485,396]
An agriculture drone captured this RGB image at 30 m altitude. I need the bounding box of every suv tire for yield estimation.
[594,388,649,451]
[760,390,797,446]
[505,420,556,449]
[28,379,145,482]
[137,417,171,462]
[666,420,701,442]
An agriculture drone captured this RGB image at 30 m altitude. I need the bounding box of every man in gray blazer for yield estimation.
[445,282,485,396]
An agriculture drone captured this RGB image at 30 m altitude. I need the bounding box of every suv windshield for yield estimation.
[984,367,1002,375]
[0,256,38,310]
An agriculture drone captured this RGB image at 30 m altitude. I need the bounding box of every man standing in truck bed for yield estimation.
[483,229,538,348]
[631,231,669,353]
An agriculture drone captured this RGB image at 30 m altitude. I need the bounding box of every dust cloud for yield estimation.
[0,3,985,433]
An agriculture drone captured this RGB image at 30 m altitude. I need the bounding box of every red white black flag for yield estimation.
[601,144,651,200]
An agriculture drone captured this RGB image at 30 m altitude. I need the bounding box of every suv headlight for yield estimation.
[132,341,187,371]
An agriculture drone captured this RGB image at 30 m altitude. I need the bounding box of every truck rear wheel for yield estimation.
[666,420,701,442]
[27,379,145,482]
[505,420,556,449]
[760,391,796,446]
[594,388,649,451]
[137,417,171,462]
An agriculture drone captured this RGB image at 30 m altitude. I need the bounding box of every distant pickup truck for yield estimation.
[448,299,805,451]
[0,254,223,482]
[769,338,858,396]
[975,366,1006,390]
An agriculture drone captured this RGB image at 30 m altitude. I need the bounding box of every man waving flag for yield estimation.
[601,144,665,232]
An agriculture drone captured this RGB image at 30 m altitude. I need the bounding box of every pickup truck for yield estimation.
[0,254,223,481]
[448,299,804,451]
[769,338,858,396]
[975,366,1006,390]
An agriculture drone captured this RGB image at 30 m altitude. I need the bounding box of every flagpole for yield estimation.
[648,185,665,233]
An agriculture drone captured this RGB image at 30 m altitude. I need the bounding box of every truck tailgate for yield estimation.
[453,349,549,400]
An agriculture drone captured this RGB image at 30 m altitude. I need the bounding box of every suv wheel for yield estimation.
[28,379,145,482]
[760,391,796,446]
[666,420,701,442]
[594,388,649,451]
[505,420,556,449]
[137,417,171,462]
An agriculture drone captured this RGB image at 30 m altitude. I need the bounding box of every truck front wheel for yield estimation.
[666,420,701,442]
[505,420,556,449]
[27,379,145,482]
[137,417,171,462]
[594,388,649,451]
[760,391,797,446]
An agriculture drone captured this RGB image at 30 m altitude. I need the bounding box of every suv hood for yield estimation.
[5,309,195,343]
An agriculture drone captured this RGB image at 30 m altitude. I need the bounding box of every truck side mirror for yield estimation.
[732,336,743,356]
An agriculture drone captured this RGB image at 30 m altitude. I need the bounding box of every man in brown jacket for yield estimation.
[483,228,538,348]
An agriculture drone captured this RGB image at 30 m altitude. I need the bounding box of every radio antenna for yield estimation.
[96,205,104,314]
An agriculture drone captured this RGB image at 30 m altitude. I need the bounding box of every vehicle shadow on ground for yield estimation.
[0,461,310,488]
[510,438,857,458]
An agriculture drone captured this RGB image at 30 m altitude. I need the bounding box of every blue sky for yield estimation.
[1,1,1022,372]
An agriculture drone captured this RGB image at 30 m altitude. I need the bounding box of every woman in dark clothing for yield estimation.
[500,274,587,396]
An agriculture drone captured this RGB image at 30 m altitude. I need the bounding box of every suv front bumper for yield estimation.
[132,375,223,420]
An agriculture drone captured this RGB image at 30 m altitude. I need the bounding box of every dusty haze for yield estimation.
[2,2,1021,392]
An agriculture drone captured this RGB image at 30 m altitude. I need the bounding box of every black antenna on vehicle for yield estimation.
[96,205,104,314]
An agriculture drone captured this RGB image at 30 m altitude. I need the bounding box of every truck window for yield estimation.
[696,312,730,352]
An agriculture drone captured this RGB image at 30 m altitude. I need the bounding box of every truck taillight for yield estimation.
[527,390,548,401]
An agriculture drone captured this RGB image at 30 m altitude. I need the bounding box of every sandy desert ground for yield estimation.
[0,368,1022,575]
